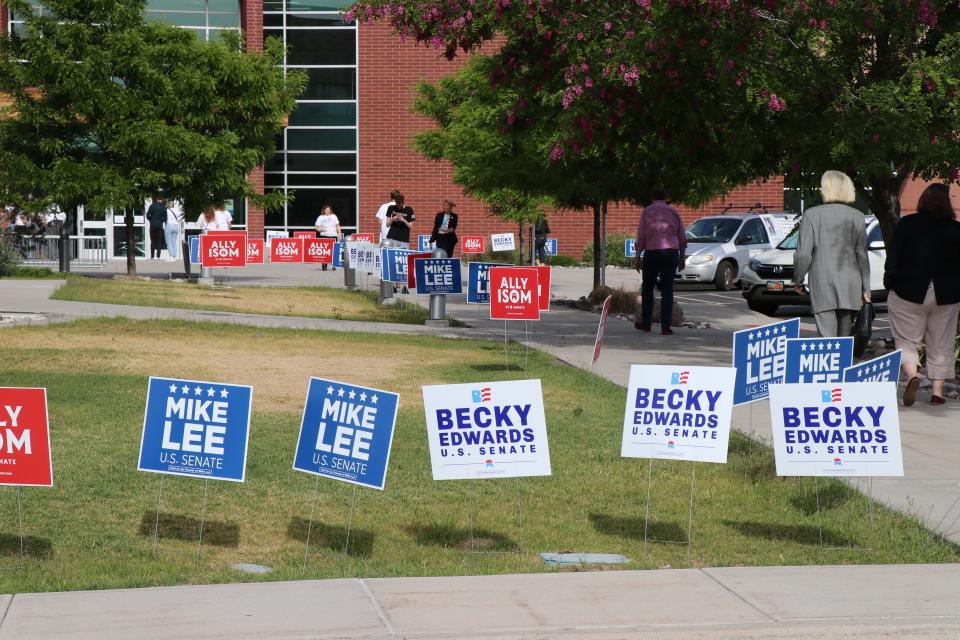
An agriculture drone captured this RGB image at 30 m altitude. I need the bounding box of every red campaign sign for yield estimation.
[304,237,336,264]
[353,233,376,243]
[489,267,540,321]
[593,295,614,365]
[534,265,551,311]
[461,235,485,254]
[200,232,247,268]
[246,239,264,264]
[406,251,433,289]
[271,237,304,263]
[0,388,53,487]
[293,231,315,239]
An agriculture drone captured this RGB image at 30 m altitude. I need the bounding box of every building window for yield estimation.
[263,2,359,232]
[143,0,241,42]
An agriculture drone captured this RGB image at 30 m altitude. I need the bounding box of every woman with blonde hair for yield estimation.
[793,170,871,337]
[884,184,960,406]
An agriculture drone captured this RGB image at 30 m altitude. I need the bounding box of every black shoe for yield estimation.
[903,377,919,407]
[634,321,651,332]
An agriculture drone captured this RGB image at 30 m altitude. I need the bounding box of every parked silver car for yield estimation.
[678,212,797,290]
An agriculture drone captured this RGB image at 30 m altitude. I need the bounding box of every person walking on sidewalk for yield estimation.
[535,217,551,265]
[884,183,960,407]
[146,195,167,260]
[164,201,183,261]
[792,170,871,338]
[315,204,342,272]
[385,194,415,248]
[376,190,400,246]
[633,187,686,336]
[429,200,458,257]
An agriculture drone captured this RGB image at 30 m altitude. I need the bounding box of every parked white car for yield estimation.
[740,215,887,315]
[678,212,797,291]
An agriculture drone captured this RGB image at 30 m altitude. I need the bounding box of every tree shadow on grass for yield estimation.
[789,481,853,516]
[286,517,374,558]
[138,512,239,548]
[404,523,517,551]
[0,532,53,559]
[589,513,687,544]
[722,520,855,547]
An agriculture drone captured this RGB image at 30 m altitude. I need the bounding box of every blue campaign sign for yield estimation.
[732,318,800,405]
[784,337,854,384]
[415,258,463,294]
[843,350,902,383]
[544,239,558,256]
[293,378,399,490]
[189,236,200,264]
[381,248,415,283]
[418,235,432,252]
[138,377,253,482]
[332,242,344,268]
[467,262,509,304]
[624,239,637,258]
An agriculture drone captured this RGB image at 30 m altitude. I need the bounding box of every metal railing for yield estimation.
[13,235,108,268]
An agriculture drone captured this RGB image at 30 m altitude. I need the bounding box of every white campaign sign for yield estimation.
[422,379,551,480]
[768,382,903,477]
[621,365,735,463]
[491,233,516,252]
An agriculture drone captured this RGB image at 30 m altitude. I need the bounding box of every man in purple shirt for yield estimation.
[633,188,687,335]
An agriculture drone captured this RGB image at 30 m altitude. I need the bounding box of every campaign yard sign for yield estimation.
[406,251,433,289]
[491,233,516,252]
[461,235,485,254]
[418,235,432,252]
[265,229,287,253]
[467,262,509,304]
[415,258,463,294]
[293,231,315,239]
[246,239,264,264]
[293,378,399,490]
[200,232,247,268]
[189,235,200,265]
[0,388,53,487]
[768,382,903,476]
[621,365,735,463]
[352,233,375,244]
[592,295,613,366]
[543,238,558,257]
[422,379,551,480]
[332,242,344,268]
[489,267,539,320]
[138,377,253,482]
[785,337,854,384]
[624,239,637,258]
[382,247,415,283]
[304,237,336,264]
[732,318,801,405]
[271,237,304,263]
[843,351,903,383]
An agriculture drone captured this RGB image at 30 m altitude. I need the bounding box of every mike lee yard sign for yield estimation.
[732,318,800,405]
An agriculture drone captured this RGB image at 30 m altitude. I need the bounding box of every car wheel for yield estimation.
[714,261,736,291]
[747,300,779,315]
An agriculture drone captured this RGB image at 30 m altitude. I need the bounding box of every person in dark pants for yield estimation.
[534,218,551,265]
[146,195,167,260]
[633,188,687,335]
[429,200,458,257]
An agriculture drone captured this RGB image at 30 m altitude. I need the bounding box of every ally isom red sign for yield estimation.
[352,233,376,244]
[489,267,540,321]
[304,237,336,264]
[246,239,264,264]
[200,232,247,268]
[461,235,485,254]
[0,388,53,487]
[271,237,304,263]
[406,251,433,289]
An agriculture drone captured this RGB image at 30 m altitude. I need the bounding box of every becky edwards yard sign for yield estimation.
[621,365,735,463]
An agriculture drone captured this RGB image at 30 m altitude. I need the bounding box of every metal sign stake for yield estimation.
[302,475,321,574]
[686,462,697,566]
[343,485,359,560]
[152,475,166,558]
[196,478,209,571]
[16,487,25,571]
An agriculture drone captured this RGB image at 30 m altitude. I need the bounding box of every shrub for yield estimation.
[588,285,638,314]
[0,233,18,277]
[582,232,635,268]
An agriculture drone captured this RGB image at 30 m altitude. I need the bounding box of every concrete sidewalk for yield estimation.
[3,565,960,639]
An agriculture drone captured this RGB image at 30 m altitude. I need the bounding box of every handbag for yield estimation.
[851,301,875,357]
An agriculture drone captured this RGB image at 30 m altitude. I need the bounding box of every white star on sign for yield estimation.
[371,394,379,404]
[801,343,808,352]
[835,342,842,350]
[348,390,356,400]
[326,385,334,395]
[181,385,190,394]
[194,386,203,395]
[337,387,345,397]
[765,329,772,337]
[169,383,178,393]
[220,388,229,398]
[359,392,367,402]
[857,368,864,378]
[207,387,216,397]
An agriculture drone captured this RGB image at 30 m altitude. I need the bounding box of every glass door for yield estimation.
[111,205,147,259]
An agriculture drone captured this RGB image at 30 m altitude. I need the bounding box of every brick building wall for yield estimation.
[240,0,264,239]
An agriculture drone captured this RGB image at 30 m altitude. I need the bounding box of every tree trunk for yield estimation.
[600,201,608,287]
[864,175,906,246]
[591,202,601,290]
[125,209,137,275]
[517,220,525,265]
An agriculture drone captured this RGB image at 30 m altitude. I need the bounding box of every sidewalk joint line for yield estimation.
[699,569,779,622]
[360,579,398,637]
[0,594,15,632]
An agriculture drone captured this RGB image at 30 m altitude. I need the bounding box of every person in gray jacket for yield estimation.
[793,170,871,337]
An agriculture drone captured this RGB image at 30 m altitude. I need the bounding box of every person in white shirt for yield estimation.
[197,205,231,232]
[375,190,401,246]
[164,201,184,260]
[314,204,342,271]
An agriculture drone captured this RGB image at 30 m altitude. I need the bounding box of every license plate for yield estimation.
[767,280,784,292]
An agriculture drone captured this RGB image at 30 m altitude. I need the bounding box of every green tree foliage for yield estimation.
[0,0,304,273]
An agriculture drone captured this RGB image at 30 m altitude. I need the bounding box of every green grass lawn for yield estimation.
[0,318,954,594]
[51,276,428,324]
